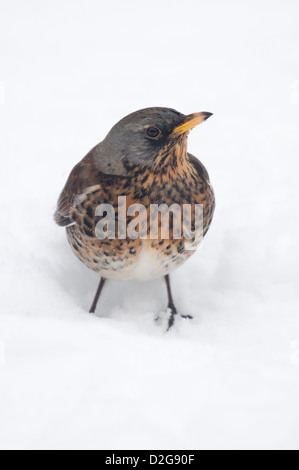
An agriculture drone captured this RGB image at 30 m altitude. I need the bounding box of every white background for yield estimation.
[0,0,298,450]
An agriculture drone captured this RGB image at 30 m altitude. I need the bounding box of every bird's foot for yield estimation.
[180,314,193,320]
[167,303,178,331]
[167,308,193,331]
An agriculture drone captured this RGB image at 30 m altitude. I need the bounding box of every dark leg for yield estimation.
[164,275,193,330]
[89,277,106,313]
[165,274,178,330]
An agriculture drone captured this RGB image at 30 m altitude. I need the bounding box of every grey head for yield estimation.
[91,107,186,175]
[89,107,212,176]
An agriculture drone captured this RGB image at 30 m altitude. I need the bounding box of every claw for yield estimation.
[180,314,193,320]
[166,305,177,331]
[166,311,193,331]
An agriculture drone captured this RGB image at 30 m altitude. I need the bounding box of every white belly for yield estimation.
[103,241,189,281]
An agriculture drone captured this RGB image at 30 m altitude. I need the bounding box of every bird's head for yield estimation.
[97,107,212,174]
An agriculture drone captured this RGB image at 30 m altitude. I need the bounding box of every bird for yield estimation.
[55,107,215,329]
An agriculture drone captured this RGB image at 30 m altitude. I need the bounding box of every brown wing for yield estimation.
[187,152,211,183]
[54,150,118,227]
[187,152,215,236]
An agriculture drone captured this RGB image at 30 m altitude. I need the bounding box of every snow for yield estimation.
[0,0,299,450]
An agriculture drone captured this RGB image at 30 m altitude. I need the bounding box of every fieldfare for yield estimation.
[55,107,215,329]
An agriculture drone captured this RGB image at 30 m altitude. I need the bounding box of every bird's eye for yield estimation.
[146,126,161,139]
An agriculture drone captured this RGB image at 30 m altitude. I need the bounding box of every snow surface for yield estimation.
[0,0,299,450]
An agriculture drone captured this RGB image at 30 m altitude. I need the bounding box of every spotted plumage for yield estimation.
[55,107,215,329]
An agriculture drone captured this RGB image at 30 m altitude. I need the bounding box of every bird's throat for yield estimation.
[152,135,188,177]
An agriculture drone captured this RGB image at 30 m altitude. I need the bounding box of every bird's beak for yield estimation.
[171,112,213,136]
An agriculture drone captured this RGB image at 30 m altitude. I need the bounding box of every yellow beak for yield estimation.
[171,112,213,136]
